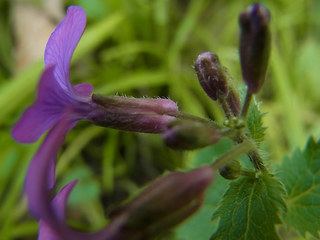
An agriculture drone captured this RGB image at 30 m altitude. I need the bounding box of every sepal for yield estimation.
[89,94,179,133]
[163,120,221,150]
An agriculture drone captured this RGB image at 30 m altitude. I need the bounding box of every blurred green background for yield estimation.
[0,0,319,239]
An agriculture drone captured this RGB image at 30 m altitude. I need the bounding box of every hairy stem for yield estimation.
[219,97,233,119]
[240,90,252,118]
[248,150,266,171]
[236,134,267,172]
[211,141,254,170]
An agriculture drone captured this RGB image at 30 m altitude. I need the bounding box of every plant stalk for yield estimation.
[240,90,252,118]
[219,97,233,119]
[211,141,254,170]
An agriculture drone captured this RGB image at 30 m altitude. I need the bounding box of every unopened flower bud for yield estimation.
[89,94,179,133]
[219,159,241,180]
[111,166,215,239]
[194,52,229,101]
[163,120,221,150]
[239,3,271,94]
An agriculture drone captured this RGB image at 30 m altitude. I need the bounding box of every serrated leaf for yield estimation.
[246,99,267,148]
[278,137,320,238]
[211,174,286,240]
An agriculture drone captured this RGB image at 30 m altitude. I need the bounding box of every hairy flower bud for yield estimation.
[194,52,229,101]
[163,120,221,150]
[110,166,215,239]
[89,94,179,133]
[239,3,271,94]
[219,159,241,180]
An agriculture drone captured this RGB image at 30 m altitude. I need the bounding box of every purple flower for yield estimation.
[12,6,93,143]
[15,5,188,240]
[24,115,116,240]
[12,6,178,144]
[25,113,214,240]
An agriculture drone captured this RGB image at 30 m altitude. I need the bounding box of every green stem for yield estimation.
[235,134,267,172]
[240,169,256,177]
[247,150,266,172]
[219,97,233,119]
[240,91,252,118]
[211,141,254,170]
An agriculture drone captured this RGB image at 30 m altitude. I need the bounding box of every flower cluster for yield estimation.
[13,2,271,239]
[13,6,216,239]
[24,114,214,240]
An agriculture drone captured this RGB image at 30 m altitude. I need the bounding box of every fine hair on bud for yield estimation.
[194,52,229,101]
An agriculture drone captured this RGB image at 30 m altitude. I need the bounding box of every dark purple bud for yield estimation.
[239,3,271,94]
[219,159,241,180]
[194,52,229,101]
[111,166,215,239]
[163,120,221,150]
[89,94,179,133]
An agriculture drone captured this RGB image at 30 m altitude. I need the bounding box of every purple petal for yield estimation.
[38,222,63,240]
[24,116,70,219]
[12,65,89,143]
[12,67,65,143]
[51,181,78,221]
[44,6,87,92]
[12,102,61,143]
[38,181,77,240]
[73,83,94,97]
[23,115,118,240]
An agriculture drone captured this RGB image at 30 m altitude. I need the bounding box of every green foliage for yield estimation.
[211,174,287,240]
[58,166,101,205]
[1,0,320,239]
[246,99,267,148]
[278,137,320,239]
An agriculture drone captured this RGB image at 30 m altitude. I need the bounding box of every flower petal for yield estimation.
[38,222,63,240]
[44,6,86,92]
[23,115,117,240]
[73,83,94,97]
[24,116,70,219]
[12,66,66,143]
[12,65,87,143]
[38,181,77,240]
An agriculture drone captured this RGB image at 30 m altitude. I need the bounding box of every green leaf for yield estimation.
[278,137,320,238]
[246,98,267,148]
[211,174,287,240]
